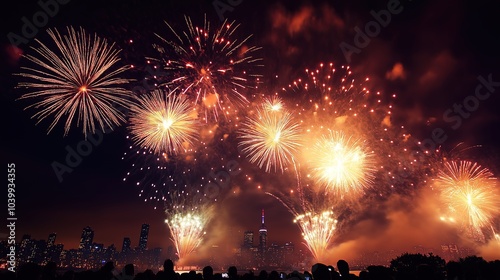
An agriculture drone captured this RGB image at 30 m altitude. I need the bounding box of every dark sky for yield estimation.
[1,0,500,261]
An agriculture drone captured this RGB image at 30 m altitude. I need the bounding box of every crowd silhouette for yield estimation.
[2,254,500,280]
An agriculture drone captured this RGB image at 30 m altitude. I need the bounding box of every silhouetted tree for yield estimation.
[459,255,488,280]
[390,253,445,280]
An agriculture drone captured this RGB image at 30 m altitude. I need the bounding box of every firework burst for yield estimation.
[266,189,340,263]
[238,102,302,173]
[284,62,415,196]
[153,15,263,122]
[128,89,199,156]
[164,194,213,261]
[436,160,500,242]
[294,210,338,262]
[262,96,284,112]
[17,26,132,137]
[305,130,376,197]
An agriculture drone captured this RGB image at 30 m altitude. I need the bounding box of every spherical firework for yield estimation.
[17,26,132,137]
[128,89,199,156]
[305,130,376,196]
[294,210,338,262]
[238,103,302,173]
[152,15,262,122]
[436,160,500,242]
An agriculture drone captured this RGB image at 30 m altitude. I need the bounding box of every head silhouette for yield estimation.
[228,266,238,279]
[164,259,175,271]
[336,260,350,277]
[312,263,331,280]
[203,266,214,279]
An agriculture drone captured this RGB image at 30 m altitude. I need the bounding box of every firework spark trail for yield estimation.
[128,89,199,156]
[294,211,338,262]
[17,26,132,137]
[266,190,338,263]
[306,130,376,197]
[153,15,263,122]
[238,100,302,173]
[165,208,209,261]
[436,160,500,242]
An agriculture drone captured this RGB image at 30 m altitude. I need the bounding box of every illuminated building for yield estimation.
[78,226,94,252]
[47,233,56,247]
[138,224,150,251]
[122,237,131,253]
[243,231,254,249]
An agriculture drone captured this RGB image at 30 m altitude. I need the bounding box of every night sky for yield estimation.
[1,0,500,262]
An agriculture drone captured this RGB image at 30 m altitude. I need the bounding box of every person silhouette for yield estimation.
[113,263,134,280]
[337,260,358,280]
[228,266,239,280]
[157,259,179,280]
[312,263,331,280]
[203,266,214,280]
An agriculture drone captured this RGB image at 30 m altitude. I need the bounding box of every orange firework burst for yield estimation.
[17,26,132,137]
[436,160,500,241]
[284,62,415,195]
[262,96,284,112]
[305,130,376,196]
[164,202,212,261]
[128,89,198,156]
[294,210,338,262]
[163,191,213,262]
[238,100,302,173]
[153,15,262,122]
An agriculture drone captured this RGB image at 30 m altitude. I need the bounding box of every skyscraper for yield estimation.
[138,224,149,250]
[243,231,254,249]
[19,234,32,261]
[259,209,267,256]
[122,237,131,253]
[78,226,94,252]
[44,233,58,264]
[47,233,56,247]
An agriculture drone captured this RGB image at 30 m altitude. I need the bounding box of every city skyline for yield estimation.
[8,205,303,256]
[3,218,482,271]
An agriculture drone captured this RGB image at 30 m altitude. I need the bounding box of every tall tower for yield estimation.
[78,226,94,252]
[259,209,267,256]
[138,224,150,250]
